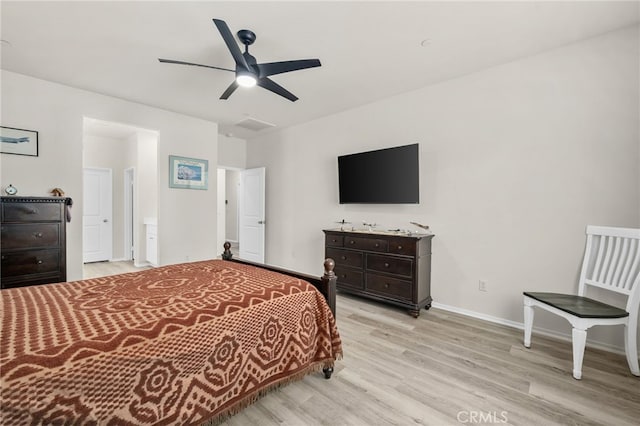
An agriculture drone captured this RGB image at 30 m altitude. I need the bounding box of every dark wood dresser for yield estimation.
[1,196,71,289]
[324,229,434,317]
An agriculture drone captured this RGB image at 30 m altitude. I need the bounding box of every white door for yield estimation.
[239,167,265,263]
[83,168,113,263]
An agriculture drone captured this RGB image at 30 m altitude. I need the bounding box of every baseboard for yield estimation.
[134,260,154,268]
[431,301,626,356]
[110,257,127,262]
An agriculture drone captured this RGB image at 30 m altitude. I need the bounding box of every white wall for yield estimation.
[218,134,247,169]
[247,26,640,350]
[1,71,218,280]
[135,129,159,264]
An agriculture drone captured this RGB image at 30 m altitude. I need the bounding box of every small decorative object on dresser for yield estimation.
[1,196,72,289]
[324,228,434,317]
[4,184,17,195]
[50,187,65,196]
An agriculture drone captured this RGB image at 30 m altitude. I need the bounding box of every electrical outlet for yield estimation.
[479,280,488,292]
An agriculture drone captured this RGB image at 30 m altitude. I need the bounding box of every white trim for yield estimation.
[123,168,135,262]
[432,301,627,356]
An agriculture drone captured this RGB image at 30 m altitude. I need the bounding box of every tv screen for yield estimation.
[338,143,419,204]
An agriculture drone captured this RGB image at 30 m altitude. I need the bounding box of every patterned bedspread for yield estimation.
[0,260,342,425]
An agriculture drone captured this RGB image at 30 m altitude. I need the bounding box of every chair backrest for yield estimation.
[578,225,640,314]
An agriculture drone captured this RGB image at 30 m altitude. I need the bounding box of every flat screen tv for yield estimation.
[338,143,419,204]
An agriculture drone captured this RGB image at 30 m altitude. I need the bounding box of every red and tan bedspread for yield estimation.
[0,259,342,425]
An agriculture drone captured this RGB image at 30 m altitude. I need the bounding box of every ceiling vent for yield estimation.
[234,117,276,132]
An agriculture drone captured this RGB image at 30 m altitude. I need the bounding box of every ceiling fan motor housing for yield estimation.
[237,29,256,46]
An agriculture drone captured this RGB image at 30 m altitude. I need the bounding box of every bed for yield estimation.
[0,246,342,425]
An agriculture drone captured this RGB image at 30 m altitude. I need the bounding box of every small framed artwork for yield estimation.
[1,126,39,156]
[169,155,208,190]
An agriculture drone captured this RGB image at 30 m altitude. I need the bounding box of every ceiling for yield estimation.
[2,1,638,140]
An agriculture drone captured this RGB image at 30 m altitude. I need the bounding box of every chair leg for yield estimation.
[523,303,534,348]
[572,328,587,380]
[623,322,639,376]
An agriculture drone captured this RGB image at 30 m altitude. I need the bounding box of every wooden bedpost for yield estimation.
[320,258,337,318]
[222,241,233,260]
[322,258,337,380]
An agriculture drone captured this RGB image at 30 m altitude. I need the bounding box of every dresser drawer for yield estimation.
[387,238,416,256]
[326,247,363,268]
[366,254,413,278]
[344,236,388,252]
[334,265,364,290]
[2,202,62,222]
[366,273,412,301]
[1,249,61,277]
[1,223,60,249]
[325,234,344,247]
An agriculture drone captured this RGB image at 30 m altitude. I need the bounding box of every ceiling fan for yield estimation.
[159,19,321,102]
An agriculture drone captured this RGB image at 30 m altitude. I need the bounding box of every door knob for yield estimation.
[103,219,109,223]
[258,220,265,224]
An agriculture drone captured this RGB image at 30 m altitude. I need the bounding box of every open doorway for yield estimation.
[82,117,158,276]
[217,167,265,263]
[218,168,241,255]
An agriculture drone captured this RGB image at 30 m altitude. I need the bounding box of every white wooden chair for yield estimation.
[523,225,640,379]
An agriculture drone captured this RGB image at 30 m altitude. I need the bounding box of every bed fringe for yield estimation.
[200,357,341,426]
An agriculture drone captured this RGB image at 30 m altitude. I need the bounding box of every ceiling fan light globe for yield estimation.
[236,74,257,88]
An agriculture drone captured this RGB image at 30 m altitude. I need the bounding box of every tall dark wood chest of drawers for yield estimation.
[1,196,71,289]
[324,229,434,317]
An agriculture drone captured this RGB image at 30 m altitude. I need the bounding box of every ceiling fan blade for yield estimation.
[256,59,321,78]
[213,18,249,70]
[158,58,234,72]
[257,77,298,102]
[220,80,239,100]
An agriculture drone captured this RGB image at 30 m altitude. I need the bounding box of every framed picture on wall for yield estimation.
[169,155,208,190]
[1,126,39,156]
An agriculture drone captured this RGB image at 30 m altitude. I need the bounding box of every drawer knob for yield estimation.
[29,209,38,214]
[349,240,355,245]
[34,232,43,238]
[374,243,379,248]
[341,256,346,260]
[37,259,43,264]
[397,245,403,250]
[333,239,338,243]
[384,263,390,268]
[384,283,390,288]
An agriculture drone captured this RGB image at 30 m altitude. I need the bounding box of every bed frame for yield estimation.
[222,242,337,378]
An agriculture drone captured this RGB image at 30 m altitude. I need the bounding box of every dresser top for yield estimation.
[1,196,71,204]
[323,228,434,239]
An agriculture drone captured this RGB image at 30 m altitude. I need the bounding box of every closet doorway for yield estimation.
[82,117,158,275]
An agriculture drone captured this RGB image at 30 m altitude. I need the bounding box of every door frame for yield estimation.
[123,167,135,261]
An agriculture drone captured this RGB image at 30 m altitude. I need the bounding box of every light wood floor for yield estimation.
[86,262,640,425]
[83,260,152,279]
